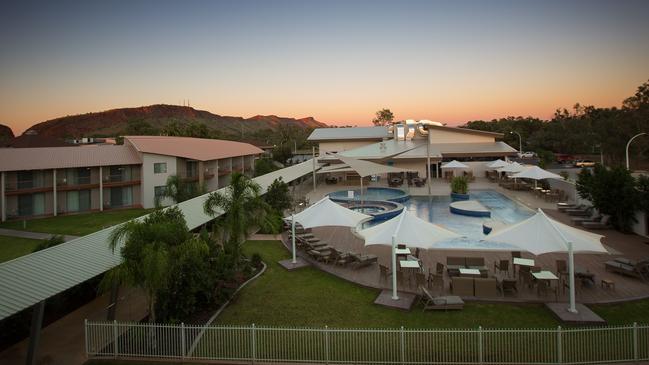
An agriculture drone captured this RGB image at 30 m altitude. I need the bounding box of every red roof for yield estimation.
[0,145,141,172]
[124,136,263,161]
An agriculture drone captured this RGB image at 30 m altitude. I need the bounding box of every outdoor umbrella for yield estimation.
[484,209,607,313]
[358,209,461,300]
[486,159,509,169]
[286,196,371,264]
[441,160,469,169]
[510,165,562,189]
[497,161,525,174]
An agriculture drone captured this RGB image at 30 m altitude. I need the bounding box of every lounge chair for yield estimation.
[307,250,330,262]
[420,286,464,311]
[582,215,611,229]
[350,253,378,270]
[566,206,593,216]
[327,249,352,266]
[557,202,577,212]
[571,210,600,226]
[474,278,498,297]
[605,258,649,281]
[494,259,509,276]
[451,277,474,296]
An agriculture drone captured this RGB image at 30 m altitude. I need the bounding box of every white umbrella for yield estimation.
[484,209,607,313]
[286,197,371,264]
[486,159,509,169]
[511,165,563,189]
[497,161,525,173]
[441,160,469,169]
[358,209,461,300]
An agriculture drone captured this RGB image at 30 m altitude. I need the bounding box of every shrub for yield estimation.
[250,253,262,269]
[450,176,469,194]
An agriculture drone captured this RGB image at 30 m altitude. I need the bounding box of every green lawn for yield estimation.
[0,235,42,263]
[0,209,151,236]
[216,240,560,328]
[591,299,649,325]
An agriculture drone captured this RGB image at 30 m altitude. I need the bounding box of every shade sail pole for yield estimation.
[391,235,399,300]
[360,177,364,211]
[568,241,577,313]
[427,129,431,197]
[291,214,297,264]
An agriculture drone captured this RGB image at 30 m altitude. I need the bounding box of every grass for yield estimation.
[591,299,649,325]
[216,240,560,328]
[0,235,42,263]
[0,208,151,236]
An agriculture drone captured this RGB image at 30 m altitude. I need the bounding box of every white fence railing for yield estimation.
[86,320,649,364]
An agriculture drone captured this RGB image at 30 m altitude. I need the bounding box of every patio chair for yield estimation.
[446,257,466,277]
[451,277,474,296]
[556,260,568,281]
[415,272,427,289]
[435,262,445,275]
[494,259,510,276]
[420,286,464,311]
[499,279,518,296]
[511,251,522,260]
[582,215,611,230]
[537,280,559,301]
[379,264,392,282]
[429,273,444,292]
[474,277,499,297]
[605,258,649,281]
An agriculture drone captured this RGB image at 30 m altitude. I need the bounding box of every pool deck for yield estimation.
[293,178,649,306]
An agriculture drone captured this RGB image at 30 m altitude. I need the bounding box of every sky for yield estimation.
[1,0,648,135]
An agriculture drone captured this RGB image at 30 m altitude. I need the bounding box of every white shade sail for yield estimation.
[486,159,509,169]
[287,196,372,229]
[511,165,562,181]
[441,160,469,169]
[485,209,606,256]
[497,161,526,173]
[335,154,414,177]
[359,209,461,248]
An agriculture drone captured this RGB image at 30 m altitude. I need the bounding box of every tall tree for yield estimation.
[156,174,205,205]
[372,108,394,126]
[203,173,276,262]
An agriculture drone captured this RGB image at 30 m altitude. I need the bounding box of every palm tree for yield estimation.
[102,207,190,323]
[203,172,276,262]
[156,174,205,206]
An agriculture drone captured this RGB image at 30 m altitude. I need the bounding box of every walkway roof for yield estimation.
[0,159,319,320]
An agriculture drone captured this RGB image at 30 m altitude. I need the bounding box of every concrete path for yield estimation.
[0,286,147,365]
[249,233,282,241]
[0,228,79,242]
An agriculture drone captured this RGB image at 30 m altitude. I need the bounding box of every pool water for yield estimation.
[328,187,408,202]
[350,206,384,214]
[362,190,534,250]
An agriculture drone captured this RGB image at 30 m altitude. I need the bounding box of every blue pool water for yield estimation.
[361,190,534,250]
[328,187,409,202]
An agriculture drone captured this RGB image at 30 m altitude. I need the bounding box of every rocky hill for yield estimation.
[26,104,328,139]
[0,124,14,145]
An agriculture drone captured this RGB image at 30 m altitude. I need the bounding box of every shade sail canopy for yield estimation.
[287,196,371,228]
[497,161,525,173]
[511,165,562,181]
[485,209,607,256]
[486,159,509,169]
[334,154,415,177]
[359,209,461,248]
[441,160,469,169]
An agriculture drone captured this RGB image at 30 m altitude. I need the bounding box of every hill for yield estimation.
[25,104,328,140]
[0,124,14,145]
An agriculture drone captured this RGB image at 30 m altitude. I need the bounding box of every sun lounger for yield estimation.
[350,252,378,269]
[557,202,577,212]
[565,206,593,216]
[582,215,611,229]
[605,258,649,281]
[307,250,330,262]
[451,277,474,296]
[420,286,464,311]
[326,249,352,266]
[571,212,601,226]
[474,277,499,297]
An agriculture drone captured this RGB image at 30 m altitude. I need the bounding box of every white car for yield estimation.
[518,151,536,158]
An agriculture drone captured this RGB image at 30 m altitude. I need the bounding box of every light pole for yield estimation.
[626,133,647,170]
[510,131,522,155]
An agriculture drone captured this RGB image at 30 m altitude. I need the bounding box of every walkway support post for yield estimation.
[26,301,45,365]
[2,171,7,222]
[312,147,316,191]
[426,127,431,197]
[391,235,398,300]
[567,241,577,313]
[99,167,103,211]
[52,169,57,216]
[291,214,297,264]
[107,283,119,320]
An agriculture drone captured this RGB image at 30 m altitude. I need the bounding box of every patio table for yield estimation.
[399,260,420,269]
[395,248,411,255]
[513,257,534,278]
[532,271,558,297]
[459,268,481,277]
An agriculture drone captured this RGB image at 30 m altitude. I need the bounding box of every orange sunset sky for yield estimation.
[1,1,648,135]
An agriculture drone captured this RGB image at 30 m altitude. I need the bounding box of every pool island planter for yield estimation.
[450,192,470,201]
[449,200,491,218]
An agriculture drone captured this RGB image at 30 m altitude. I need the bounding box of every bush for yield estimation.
[254,158,280,177]
[250,253,262,269]
[32,235,65,253]
[450,176,469,194]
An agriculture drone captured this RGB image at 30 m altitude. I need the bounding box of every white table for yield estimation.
[532,271,558,280]
[395,248,411,255]
[513,258,535,267]
[459,268,481,276]
[400,260,420,269]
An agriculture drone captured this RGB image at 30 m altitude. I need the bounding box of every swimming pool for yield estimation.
[328,187,409,203]
[361,190,534,250]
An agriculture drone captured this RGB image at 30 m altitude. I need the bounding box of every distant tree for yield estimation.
[623,79,649,110]
[264,177,292,213]
[124,119,159,135]
[156,175,205,205]
[272,144,292,164]
[254,158,280,177]
[372,109,394,126]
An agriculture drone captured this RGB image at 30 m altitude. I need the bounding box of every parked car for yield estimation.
[555,153,576,165]
[574,160,596,168]
[518,151,536,158]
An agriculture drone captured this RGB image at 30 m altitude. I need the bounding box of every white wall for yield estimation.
[319,141,376,155]
[428,129,495,143]
[632,211,648,238]
[141,153,177,208]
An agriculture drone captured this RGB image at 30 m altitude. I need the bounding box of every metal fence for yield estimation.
[86,320,649,364]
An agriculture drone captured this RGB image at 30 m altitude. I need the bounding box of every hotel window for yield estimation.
[154,162,167,174]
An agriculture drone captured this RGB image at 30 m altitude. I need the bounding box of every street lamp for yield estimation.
[510,131,522,155]
[626,132,647,170]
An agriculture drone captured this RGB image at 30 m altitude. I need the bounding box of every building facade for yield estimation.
[0,136,262,221]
